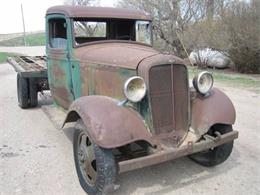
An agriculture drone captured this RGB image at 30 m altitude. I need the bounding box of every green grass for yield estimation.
[0,52,20,63]
[0,52,8,63]
[188,67,260,89]
[0,33,45,46]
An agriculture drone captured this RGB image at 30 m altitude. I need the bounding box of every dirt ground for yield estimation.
[0,47,260,195]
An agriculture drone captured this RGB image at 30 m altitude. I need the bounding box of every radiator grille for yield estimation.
[149,64,189,134]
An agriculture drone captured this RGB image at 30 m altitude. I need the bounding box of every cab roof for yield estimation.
[46,5,152,21]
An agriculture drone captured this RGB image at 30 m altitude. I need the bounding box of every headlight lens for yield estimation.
[193,71,214,95]
[124,76,147,102]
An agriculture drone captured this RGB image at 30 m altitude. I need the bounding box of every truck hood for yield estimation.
[74,42,160,69]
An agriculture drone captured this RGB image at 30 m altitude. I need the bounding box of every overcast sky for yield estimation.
[0,0,118,34]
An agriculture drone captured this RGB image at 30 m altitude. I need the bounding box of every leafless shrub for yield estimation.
[222,1,260,73]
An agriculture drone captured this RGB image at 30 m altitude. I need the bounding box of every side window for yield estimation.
[49,18,67,49]
[135,21,152,45]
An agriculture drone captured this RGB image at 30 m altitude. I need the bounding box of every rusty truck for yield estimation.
[8,5,238,195]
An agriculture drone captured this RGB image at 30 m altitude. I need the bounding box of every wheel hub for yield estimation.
[78,132,97,186]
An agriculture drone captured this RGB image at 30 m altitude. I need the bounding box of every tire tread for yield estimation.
[17,74,29,109]
[189,125,234,167]
[73,121,117,195]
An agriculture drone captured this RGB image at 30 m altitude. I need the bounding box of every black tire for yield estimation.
[189,124,234,167]
[73,122,117,195]
[29,78,38,107]
[17,74,29,109]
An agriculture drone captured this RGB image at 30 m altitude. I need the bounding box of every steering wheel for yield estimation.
[117,35,131,40]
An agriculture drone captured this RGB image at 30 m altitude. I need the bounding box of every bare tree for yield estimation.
[64,0,101,37]
[118,0,206,57]
[206,0,214,21]
[64,0,100,6]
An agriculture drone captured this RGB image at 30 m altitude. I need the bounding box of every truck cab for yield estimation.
[46,6,153,110]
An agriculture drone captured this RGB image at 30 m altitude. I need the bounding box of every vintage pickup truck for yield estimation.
[8,5,238,195]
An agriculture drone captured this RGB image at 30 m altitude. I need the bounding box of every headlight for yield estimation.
[124,76,147,102]
[192,71,214,95]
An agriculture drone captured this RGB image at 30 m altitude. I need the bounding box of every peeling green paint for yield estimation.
[46,14,82,109]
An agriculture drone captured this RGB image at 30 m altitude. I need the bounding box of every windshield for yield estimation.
[73,20,107,45]
[72,19,152,46]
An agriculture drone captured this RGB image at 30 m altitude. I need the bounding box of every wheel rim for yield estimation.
[77,132,97,186]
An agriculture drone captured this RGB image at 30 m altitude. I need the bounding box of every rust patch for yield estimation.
[119,130,238,173]
[48,51,74,109]
[191,88,236,136]
[64,96,156,148]
[52,86,72,110]
[138,54,188,141]
[79,63,89,96]
[74,42,158,70]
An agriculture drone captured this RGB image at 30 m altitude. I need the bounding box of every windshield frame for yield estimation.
[71,18,153,48]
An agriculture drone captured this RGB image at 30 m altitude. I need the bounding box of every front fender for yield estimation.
[191,88,236,136]
[62,96,156,148]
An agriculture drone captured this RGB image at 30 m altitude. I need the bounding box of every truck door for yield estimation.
[46,16,74,109]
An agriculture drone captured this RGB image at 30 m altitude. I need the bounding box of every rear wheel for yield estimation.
[189,124,234,167]
[17,74,29,109]
[73,122,117,195]
[29,78,38,107]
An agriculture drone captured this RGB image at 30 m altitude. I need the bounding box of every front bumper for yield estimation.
[118,130,238,173]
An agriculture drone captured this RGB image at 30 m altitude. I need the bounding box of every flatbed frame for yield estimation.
[7,56,48,78]
[7,55,49,108]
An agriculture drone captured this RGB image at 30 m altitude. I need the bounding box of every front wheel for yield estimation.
[73,123,117,195]
[189,124,234,167]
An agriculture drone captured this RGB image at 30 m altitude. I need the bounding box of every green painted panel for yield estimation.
[46,14,75,109]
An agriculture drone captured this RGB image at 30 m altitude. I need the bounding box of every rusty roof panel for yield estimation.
[46,5,152,20]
